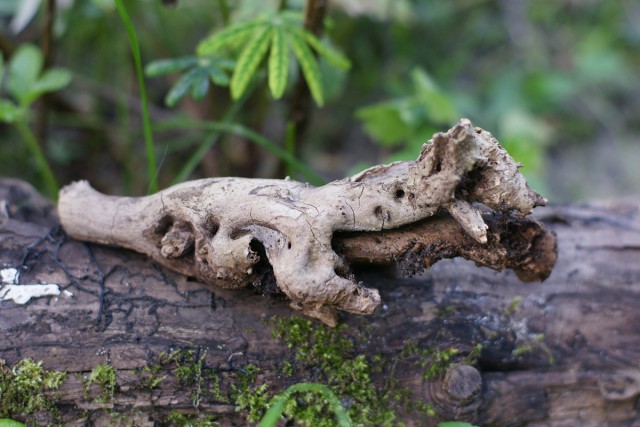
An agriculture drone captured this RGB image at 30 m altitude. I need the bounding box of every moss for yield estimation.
[164,411,219,426]
[84,364,117,403]
[402,340,482,381]
[167,349,225,407]
[281,361,294,377]
[0,358,67,418]
[266,316,415,426]
[230,365,271,423]
[505,296,523,316]
[513,333,555,363]
[135,358,167,391]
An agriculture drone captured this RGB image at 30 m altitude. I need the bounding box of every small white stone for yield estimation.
[63,290,74,298]
[0,283,60,304]
[1,267,19,284]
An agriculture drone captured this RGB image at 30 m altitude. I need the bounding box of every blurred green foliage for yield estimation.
[0,0,638,200]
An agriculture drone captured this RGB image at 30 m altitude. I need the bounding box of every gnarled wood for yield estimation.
[57,119,549,326]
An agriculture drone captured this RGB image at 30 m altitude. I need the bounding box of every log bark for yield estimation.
[1,179,639,426]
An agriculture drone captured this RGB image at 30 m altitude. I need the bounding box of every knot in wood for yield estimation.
[443,364,482,402]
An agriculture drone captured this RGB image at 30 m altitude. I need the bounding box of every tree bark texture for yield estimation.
[1,179,639,426]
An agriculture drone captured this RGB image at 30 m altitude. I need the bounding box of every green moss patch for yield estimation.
[0,358,66,420]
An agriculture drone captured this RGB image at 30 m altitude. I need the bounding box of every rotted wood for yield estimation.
[1,179,639,426]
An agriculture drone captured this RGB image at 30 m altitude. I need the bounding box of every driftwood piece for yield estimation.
[1,179,639,426]
[57,119,550,326]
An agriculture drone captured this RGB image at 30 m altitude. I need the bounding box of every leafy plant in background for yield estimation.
[0,44,71,199]
[142,5,350,184]
[145,54,234,107]
[195,10,351,106]
[356,67,457,162]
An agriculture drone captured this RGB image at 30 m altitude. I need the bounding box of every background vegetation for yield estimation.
[1,0,639,202]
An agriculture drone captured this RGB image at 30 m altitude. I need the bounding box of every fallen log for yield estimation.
[1,178,639,426]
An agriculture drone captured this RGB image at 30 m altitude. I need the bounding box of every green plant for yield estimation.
[195,10,350,106]
[83,364,117,403]
[269,316,407,426]
[165,411,219,427]
[357,67,457,162]
[145,54,234,107]
[0,44,71,199]
[0,358,67,418]
[0,420,26,427]
[114,0,158,193]
[260,382,351,427]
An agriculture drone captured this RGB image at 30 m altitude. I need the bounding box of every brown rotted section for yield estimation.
[333,211,557,283]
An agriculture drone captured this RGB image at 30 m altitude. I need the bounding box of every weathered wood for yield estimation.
[57,120,548,326]
[1,179,640,426]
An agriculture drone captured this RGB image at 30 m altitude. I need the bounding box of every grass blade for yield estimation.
[288,31,324,106]
[16,119,58,200]
[155,118,324,185]
[268,26,288,99]
[230,26,273,100]
[114,0,158,193]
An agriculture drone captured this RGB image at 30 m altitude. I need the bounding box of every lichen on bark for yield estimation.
[58,119,554,326]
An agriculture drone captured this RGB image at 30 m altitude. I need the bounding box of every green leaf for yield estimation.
[288,31,324,106]
[165,67,200,106]
[190,68,210,100]
[287,25,350,71]
[0,99,22,123]
[0,419,27,427]
[28,68,71,100]
[268,26,288,99]
[207,64,230,86]
[259,393,288,427]
[230,26,273,100]
[0,53,4,84]
[7,44,43,105]
[145,56,198,77]
[197,19,265,56]
[356,101,410,146]
[199,56,232,86]
[419,91,457,124]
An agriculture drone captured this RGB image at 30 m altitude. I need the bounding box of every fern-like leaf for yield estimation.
[288,31,324,107]
[165,67,200,106]
[145,57,198,76]
[197,19,265,56]
[268,26,289,99]
[286,24,351,71]
[230,26,273,100]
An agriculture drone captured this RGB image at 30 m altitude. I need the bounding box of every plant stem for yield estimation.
[16,119,58,200]
[114,0,158,193]
[284,121,296,177]
[155,119,325,185]
[170,98,245,184]
[217,0,230,26]
[280,0,328,175]
[36,0,57,145]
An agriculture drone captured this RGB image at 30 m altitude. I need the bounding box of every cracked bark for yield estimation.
[57,119,553,326]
